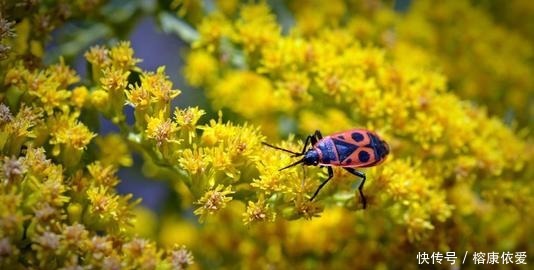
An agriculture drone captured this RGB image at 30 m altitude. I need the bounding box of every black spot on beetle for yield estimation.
[358,151,370,163]
[345,158,352,164]
[351,132,364,142]
[337,135,344,139]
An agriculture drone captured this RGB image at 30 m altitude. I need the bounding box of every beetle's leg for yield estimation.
[309,135,317,146]
[344,168,367,209]
[298,135,314,156]
[309,166,334,201]
[312,130,323,144]
[300,130,323,156]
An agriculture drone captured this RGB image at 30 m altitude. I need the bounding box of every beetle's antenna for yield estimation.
[279,158,305,171]
[262,142,306,170]
[262,142,302,156]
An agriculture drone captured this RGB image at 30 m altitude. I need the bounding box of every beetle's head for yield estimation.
[303,149,320,166]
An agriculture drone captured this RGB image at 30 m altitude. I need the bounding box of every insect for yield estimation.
[262,129,389,209]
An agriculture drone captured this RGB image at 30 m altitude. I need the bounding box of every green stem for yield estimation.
[125,131,191,189]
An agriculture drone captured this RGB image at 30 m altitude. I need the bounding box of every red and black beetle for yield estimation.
[262,129,389,209]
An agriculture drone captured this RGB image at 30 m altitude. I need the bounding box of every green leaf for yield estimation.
[157,11,199,43]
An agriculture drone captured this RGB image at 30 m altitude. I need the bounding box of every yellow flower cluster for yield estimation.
[83,43,315,225]
[0,42,194,268]
[475,0,534,46]
[3,61,95,168]
[0,143,193,268]
[0,0,106,78]
[194,184,235,222]
[392,0,533,127]
[284,0,534,127]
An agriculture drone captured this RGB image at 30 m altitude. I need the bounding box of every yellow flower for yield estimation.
[21,146,50,175]
[49,58,80,88]
[210,71,276,119]
[298,109,353,136]
[144,67,181,105]
[3,62,29,87]
[234,3,280,54]
[89,89,109,111]
[83,174,139,232]
[174,106,205,143]
[70,86,89,109]
[178,147,208,175]
[193,12,233,51]
[84,45,111,68]
[159,216,198,248]
[194,184,234,222]
[109,41,141,70]
[251,169,291,195]
[3,104,42,140]
[86,186,120,221]
[122,238,160,269]
[49,113,96,151]
[100,67,130,93]
[276,71,312,105]
[87,162,120,187]
[145,111,180,147]
[258,38,310,75]
[40,176,69,208]
[289,0,347,35]
[28,79,71,115]
[125,83,151,110]
[252,140,301,195]
[199,115,237,146]
[184,50,218,87]
[286,207,351,255]
[0,191,25,236]
[198,118,264,174]
[127,206,157,238]
[95,134,133,167]
[403,203,435,242]
[243,198,276,225]
[293,197,323,220]
[204,145,236,177]
[130,66,181,114]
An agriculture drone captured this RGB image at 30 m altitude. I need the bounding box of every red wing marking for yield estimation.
[341,147,377,167]
[330,129,371,147]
